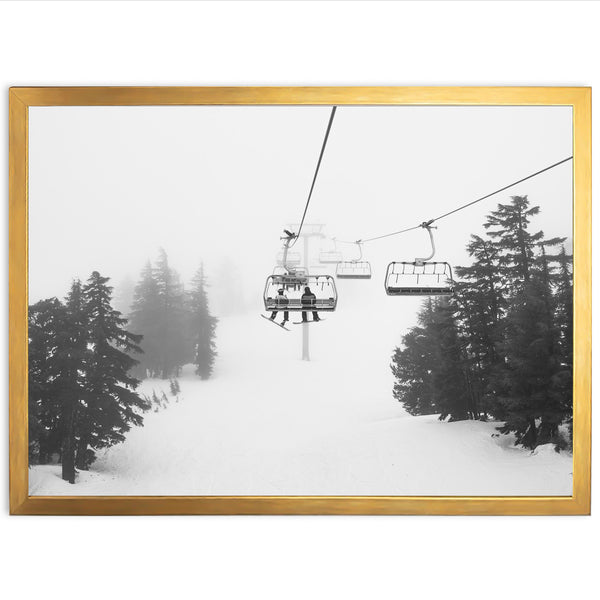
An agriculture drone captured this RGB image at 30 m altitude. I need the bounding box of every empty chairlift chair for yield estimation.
[335,241,372,279]
[319,238,344,264]
[385,223,455,296]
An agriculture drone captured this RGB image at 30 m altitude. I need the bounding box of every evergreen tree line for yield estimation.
[128,248,218,380]
[390,196,573,450]
[28,250,217,483]
[29,272,147,482]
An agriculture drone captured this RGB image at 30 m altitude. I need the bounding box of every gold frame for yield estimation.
[9,86,591,515]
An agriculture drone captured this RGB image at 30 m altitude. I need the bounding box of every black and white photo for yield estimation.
[26,103,574,496]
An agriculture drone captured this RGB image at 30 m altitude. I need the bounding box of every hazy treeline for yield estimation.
[391,196,573,450]
[128,248,218,380]
[28,249,218,483]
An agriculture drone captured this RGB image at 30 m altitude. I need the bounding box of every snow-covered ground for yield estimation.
[30,293,573,496]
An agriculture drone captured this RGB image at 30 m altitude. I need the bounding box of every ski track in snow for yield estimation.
[29,299,573,496]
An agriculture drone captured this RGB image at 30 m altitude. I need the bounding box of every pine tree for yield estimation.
[481,195,550,428]
[391,324,436,416]
[59,279,89,482]
[454,234,506,417]
[154,248,191,378]
[484,195,544,290]
[28,298,67,464]
[29,288,88,481]
[151,389,160,412]
[390,193,573,450]
[187,263,218,379]
[391,299,470,420]
[76,271,145,469]
[495,273,562,449]
[554,245,574,361]
[549,245,574,447]
[169,378,181,396]
[129,261,162,378]
[427,298,472,421]
[160,391,169,408]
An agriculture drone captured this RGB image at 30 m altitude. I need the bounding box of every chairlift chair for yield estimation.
[265,229,338,311]
[384,223,455,296]
[264,274,338,312]
[335,241,372,279]
[319,250,344,264]
[319,238,344,264]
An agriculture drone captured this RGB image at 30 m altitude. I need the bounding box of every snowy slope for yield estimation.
[30,292,573,496]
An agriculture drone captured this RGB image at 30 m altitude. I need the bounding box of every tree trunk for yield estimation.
[75,434,90,470]
[516,209,530,282]
[61,398,76,483]
[519,417,538,449]
[538,419,559,446]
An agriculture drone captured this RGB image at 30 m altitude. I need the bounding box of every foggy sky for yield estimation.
[29,105,573,314]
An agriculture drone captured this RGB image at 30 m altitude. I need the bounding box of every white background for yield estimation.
[1,1,597,599]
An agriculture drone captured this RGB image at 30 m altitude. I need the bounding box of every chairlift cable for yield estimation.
[329,156,573,245]
[291,106,337,246]
[428,155,573,224]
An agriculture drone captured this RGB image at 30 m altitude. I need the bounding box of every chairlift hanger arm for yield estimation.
[415,223,436,265]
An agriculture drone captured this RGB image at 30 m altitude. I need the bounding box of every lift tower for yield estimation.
[287,223,326,361]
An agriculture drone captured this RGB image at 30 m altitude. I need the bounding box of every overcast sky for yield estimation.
[29,104,572,313]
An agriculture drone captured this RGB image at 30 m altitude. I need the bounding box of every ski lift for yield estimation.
[385,222,454,296]
[265,229,338,311]
[264,273,338,312]
[335,241,372,279]
[319,238,343,264]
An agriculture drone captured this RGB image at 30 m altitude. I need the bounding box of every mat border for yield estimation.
[9,86,591,515]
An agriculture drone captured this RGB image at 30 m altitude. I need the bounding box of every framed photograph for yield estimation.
[9,87,591,515]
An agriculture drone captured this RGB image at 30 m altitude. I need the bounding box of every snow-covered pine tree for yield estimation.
[484,195,544,290]
[479,197,571,449]
[76,271,145,469]
[391,324,436,415]
[553,245,574,444]
[426,298,472,421]
[391,298,471,421]
[390,195,572,449]
[59,279,89,482]
[151,389,159,412]
[535,239,572,447]
[481,195,545,426]
[169,378,180,396]
[154,248,191,378]
[454,234,506,417]
[130,261,162,378]
[187,263,218,380]
[160,391,169,408]
[28,298,67,464]
[495,274,561,449]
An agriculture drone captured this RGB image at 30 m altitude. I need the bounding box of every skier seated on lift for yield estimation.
[301,286,320,322]
[270,289,289,325]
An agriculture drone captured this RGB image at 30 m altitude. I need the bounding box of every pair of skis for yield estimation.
[260,314,324,331]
